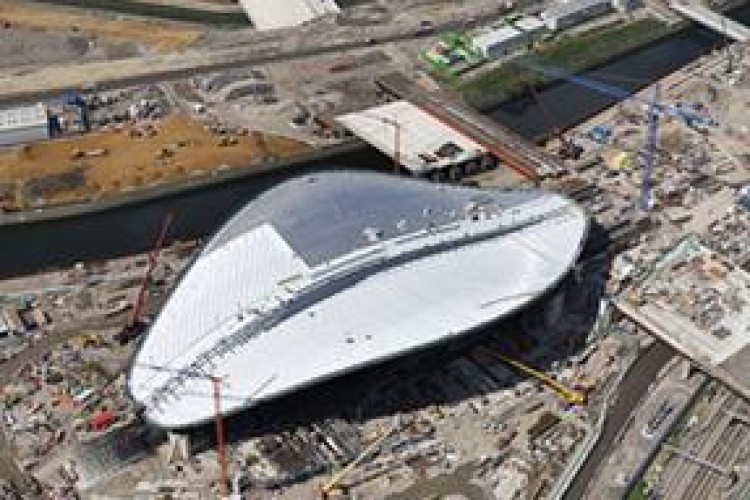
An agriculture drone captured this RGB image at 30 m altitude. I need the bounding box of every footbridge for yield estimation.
[669,2,750,42]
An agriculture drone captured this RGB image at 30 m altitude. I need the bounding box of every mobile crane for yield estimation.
[115,212,173,345]
[320,420,400,498]
[479,347,587,406]
[362,112,402,174]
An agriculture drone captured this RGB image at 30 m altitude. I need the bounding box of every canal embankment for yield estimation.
[0,3,748,276]
[460,0,750,120]
[0,138,369,226]
[459,17,684,112]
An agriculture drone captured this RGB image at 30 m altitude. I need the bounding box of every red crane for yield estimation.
[137,363,229,497]
[116,212,174,344]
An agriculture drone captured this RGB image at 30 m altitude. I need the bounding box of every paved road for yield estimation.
[0,6,505,105]
[563,341,674,500]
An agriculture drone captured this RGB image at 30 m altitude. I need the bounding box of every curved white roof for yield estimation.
[128,172,588,428]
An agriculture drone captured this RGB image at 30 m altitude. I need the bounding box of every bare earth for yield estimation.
[0,113,309,209]
[0,1,203,52]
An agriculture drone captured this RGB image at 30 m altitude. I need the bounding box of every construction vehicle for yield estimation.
[480,347,587,405]
[320,420,400,498]
[72,333,108,349]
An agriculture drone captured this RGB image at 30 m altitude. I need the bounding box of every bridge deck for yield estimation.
[669,2,750,42]
[375,72,562,183]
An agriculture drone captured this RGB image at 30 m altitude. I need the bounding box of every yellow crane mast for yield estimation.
[479,347,587,406]
[320,421,399,498]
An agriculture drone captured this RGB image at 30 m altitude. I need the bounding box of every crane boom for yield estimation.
[321,422,398,496]
[640,83,660,211]
[363,112,402,173]
[516,59,713,127]
[129,212,174,328]
[480,347,586,405]
[137,363,229,497]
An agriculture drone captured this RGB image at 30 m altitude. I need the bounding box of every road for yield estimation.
[563,341,674,500]
[0,4,506,105]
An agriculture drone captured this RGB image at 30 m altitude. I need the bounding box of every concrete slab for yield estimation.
[617,234,750,400]
[337,100,487,175]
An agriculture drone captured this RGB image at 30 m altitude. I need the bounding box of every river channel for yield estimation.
[489,5,750,138]
[1,6,749,278]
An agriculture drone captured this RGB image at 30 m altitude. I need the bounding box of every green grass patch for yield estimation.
[459,17,670,109]
[626,480,649,500]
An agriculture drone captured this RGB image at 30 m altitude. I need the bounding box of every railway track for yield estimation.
[658,389,727,496]
[656,388,749,499]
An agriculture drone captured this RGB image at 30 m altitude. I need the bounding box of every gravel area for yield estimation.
[0,28,139,70]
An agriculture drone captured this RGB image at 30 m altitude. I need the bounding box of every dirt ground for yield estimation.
[0,1,203,52]
[0,114,309,209]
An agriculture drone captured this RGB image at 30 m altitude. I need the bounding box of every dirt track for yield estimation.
[0,113,309,210]
[0,1,202,52]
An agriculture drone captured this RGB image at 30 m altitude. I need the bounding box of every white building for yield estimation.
[541,0,613,31]
[514,15,547,41]
[336,100,486,175]
[127,172,588,428]
[239,0,340,30]
[472,25,526,59]
[0,103,48,147]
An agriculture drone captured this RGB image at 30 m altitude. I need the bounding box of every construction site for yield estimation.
[0,103,308,210]
[0,229,625,499]
[0,0,749,499]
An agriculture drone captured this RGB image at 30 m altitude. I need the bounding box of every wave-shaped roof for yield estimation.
[205,171,540,267]
[128,171,588,428]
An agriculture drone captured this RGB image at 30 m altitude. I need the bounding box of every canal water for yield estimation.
[490,3,750,138]
[1,7,749,278]
[488,28,722,139]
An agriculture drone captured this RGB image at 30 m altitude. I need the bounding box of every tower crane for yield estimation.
[136,363,229,497]
[479,347,587,406]
[515,59,716,128]
[115,212,173,344]
[640,84,660,211]
[515,60,716,211]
